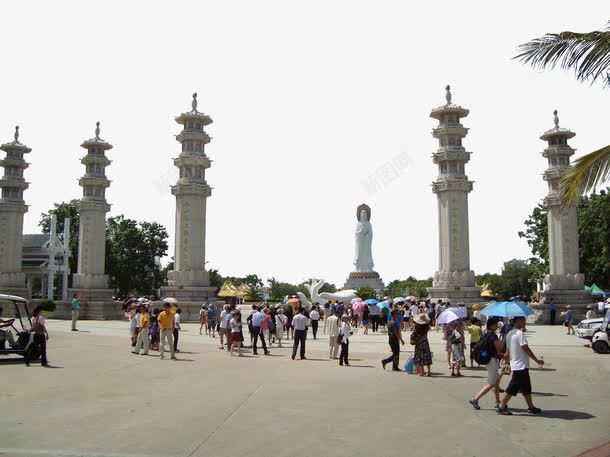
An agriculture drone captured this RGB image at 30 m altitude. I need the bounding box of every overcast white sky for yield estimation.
[1,2,607,287]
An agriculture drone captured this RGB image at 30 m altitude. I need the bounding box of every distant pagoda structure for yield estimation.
[71,122,113,300]
[539,110,590,306]
[162,93,216,302]
[0,126,31,297]
[427,86,481,304]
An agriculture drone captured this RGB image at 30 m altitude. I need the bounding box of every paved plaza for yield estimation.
[1,320,609,457]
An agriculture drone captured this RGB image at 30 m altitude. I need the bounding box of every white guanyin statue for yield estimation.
[354,206,374,272]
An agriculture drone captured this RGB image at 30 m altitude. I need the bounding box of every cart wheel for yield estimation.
[592,341,610,354]
[25,344,41,361]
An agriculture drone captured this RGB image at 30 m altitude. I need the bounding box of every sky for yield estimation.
[1,1,608,287]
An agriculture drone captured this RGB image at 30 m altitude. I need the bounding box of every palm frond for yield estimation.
[515,21,610,88]
[559,144,610,207]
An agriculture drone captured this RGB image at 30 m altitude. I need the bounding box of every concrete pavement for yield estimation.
[0,321,608,457]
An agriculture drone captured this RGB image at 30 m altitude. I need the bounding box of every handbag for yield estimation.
[409,332,417,345]
[337,333,343,345]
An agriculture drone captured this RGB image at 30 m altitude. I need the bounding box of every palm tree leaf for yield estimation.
[515,22,610,88]
[559,144,610,207]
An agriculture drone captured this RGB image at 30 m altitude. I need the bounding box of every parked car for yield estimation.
[592,312,610,354]
[576,318,604,340]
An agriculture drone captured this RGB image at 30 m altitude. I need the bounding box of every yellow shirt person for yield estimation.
[158,310,175,330]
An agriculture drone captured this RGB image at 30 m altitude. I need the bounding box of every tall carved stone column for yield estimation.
[539,110,590,306]
[71,122,113,301]
[427,86,481,304]
[0,126,30,298]
[162,93,216,302]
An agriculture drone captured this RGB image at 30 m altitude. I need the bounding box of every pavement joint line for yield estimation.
[0,448,161,457]
[186,384,263,457]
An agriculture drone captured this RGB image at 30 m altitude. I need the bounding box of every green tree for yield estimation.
[106,215,168,297]
[356,287,375,300]
[516,22,610,205]
[267,277,297,301]
[498,259,533,299]
[39,200,80,284]
[385,276,433,298]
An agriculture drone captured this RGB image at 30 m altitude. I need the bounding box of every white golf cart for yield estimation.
[0,294,40,360]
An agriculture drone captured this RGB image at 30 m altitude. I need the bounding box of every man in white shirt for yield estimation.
[497,316,544,415]
[291,308,309,360]
[309,306,320,339]
[219,306,229,349]
[251,306,269,355]
[327,311,341,359]
[368,304,381,332]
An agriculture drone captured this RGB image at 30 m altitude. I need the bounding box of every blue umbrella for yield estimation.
[364,298,379,305]
[481,301,533,318]
[377,300,390,309]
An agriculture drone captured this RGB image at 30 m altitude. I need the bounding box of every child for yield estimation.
[362,314,370,335]
[450,330,464,377]
[229,311,243,356]
[467,318,483,367]
[149,310,160,351]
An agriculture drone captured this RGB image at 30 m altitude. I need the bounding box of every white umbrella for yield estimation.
[393,297,406,303]
[448,306,467,318]
[437,308,461,324]
[162,297,178,305]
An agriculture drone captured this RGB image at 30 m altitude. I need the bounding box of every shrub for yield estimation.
[39,299,56,312]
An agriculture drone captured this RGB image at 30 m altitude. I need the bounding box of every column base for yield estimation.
[0,285,30,300]
[160,285,217,302]
[72,273,110,289]
[540,289,592,306]
[427,286,482,305]
[47,299,125,320]
[0,272,30,299]
[69,287,114,302]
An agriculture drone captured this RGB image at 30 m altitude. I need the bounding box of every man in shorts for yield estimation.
[218,305,230,349]
[207,305,217,337]
[497,316,544,415]
[468,317,505,411]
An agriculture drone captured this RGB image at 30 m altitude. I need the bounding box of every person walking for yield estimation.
[450,329,464,377]
[275,308,286,347]
[219,305,229,349]
[229,311,243,356]
[497,316,544,415]
[25,305,49,367]
[561,305,575,335]
[173,308,182,353]
[339,315,353,366]
[548,299,556,325]
[261,308,272,350]
[322,303,331,334]
[158,303,176,360]
[149,309,160,351]
[467,318,483,368]
[310,306,320,339]
[199,305,208,335]
[327,311,341,359]
[291,308,309,360]
[71,293,80,331]
[207,305,217,338]
[381,310,404,371]
[369,303,381,332]
[251,306,270,355]
[585,304,596,320]
[468,317,505,411]
[412,313,433,376]
[132,306,150,355]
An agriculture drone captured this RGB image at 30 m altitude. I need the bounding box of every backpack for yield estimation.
[472,333,493,365]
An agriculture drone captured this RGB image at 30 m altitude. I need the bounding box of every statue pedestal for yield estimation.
[0,272,30,299]
[344,271,385,291]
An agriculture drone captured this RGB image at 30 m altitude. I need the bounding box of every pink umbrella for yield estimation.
[287,297,301,303]
[406,295,417,301]
[352,301,366,312]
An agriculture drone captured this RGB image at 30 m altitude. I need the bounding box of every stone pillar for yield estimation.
[161,93,216,302]
[71,122,113,301]
[427,86,481,304]
[0,126,30,298]
[539,110,590,308]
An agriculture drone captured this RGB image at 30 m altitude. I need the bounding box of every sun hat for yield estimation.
[413,313,431,325]
[472,303,481,310]
[565,305,572,309]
